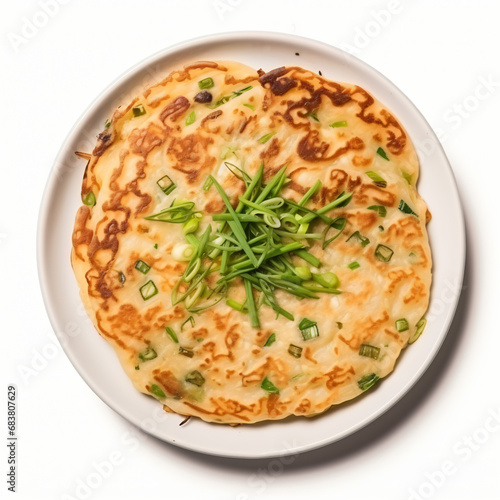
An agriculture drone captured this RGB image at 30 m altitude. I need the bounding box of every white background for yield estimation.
[1,1,499,499]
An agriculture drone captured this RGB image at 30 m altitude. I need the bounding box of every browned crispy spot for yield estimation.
[153,370,183,398]
[323,365,355,389]
[298,132,364,162]
[72,206,93,261]
[338,312,390,350]
[294,399,311,414]
[129,124,164,155]
[160,96,190,123]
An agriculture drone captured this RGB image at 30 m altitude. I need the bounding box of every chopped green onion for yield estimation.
[299,318,319,340]
[140,280,158,300]
[118,272,126,284]
[298,192,353,224]
[348,261,360,270]
[294,266,312,281]
[243,103,255,111]
[135,260,151,274]
[401,170,412,184]
[261,377,279,394]
[358,373,380,391]
[244,278,260,328]
[132,104,146,117]
[376,147,389,161]
[288,344,303,358]
[322,217,346,249]
[181,316,195,332]
[365,171,387,188]
[359,344,380,359]
[409,318,427,344]
[182,217,199,235]
[226,299,245,312]
[305,112,319,122]
[145,202,197,224]
[198,77,214,89]
[179,346,194,358]
[367,205,387,217]
[258,132,277,144]
[104,120,111,129]
[185,111,196,126]
[165,326,179,343]
[172,242,196,262]
[264,333,276,347]
[330,120,347,128]
[210,85,253,108]
[150,384,165,399]
[346,231,370,248]
[295,250,320,268]
[185,370,205,386]
[398,200,418,217]
[139,347,157,362]
[203,176,214,191]
[83,191,96,206]
[336,322,343,329]
[375,244,394,262]
[379,225,385,231]
[157,175,176,195]
[395,318,409,332]
[312,272,339,289]
[154,243,158,249]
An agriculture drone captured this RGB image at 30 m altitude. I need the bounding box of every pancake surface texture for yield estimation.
[71,61,432,424]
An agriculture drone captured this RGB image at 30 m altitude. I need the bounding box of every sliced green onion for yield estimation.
[398,200,418,217]
[402,170,412,184]
[157,175,176,195]
[395,318,409,332]
[305,112,319,122]
[210,85,253,108]
[203,176,214,191]
[288,344,303,358]
[243,103,255,111]
[105,120,111,129]
[179,346,194,358]
[118,272,126,284]
[165,326,179,343]
[140,280,158,300]
[358,373,380,391]
[294,266,312,280]
[376,147,389,161]
[154,243,158,249]
[181,316,195,332]
[312,272,339,289]
[172,242,196,262]
[298,192,353,224]
[150,384,165,399]
[359,344,380,359]
[198,77,214,89]
[135,260,151,274]
[145,202,197,224]
[226,299,245,312]
[348,261,361,270]
[323,217,347,249]
[185,370,205,386]
[182,217,199,235]
[139,347,157,362]
[336,322,343,329]
[409,318,427,344]
[244,278,260,328]
[295,250,320,268]
[185,111,196,126]
[367,205,387,217]
[375,244,394,262]
[365,171,387,188]
[83,191,96,206]
[330,120,347,128]
[258,132,276,144]
[132,104,146,117]
[261,377,279,394]
[346,231,370,248]
[299,318,319,340]
[264,333,276,347]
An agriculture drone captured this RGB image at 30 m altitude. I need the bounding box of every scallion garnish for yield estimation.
[150,384,165,399]
[172,242,196,262]
[257,132,276,144]
[145,201,198,224]
[299,318,319,340]
[374,244,394,262]
[365,171,387,188]
[401,170,412,184]
[165,326,179,343]
[261,377,279,394]
[358,373,380,391]
[226,299,245,312]
[346,231,370,248]
[409,318,427,344]
[209,85,253,108]
[179,346,194,358]
[376,147,389,161]
[336,322,343,329]
[305,112,319,122]
[398,200,418,217]
[312,272,339,289]
[185,111,196,126]
[322,217,346,249]
[288,344,303,358]
[198,77,214,89]
[367,205,387,217]
[132,104,146,117]
[157,175,176,195]
[118,271,126,284]
[264,333,276,347]
[359,344,380,359]
[395,318,409,332]
[140,280,158,300]
[185,370,205,386]
[330,120,347,128]
[139,347,157,362]
[243,103,255,111]
[348,261,360,270]
[181,316,195,331]
[135,260,151,274]
[83,191,96,206]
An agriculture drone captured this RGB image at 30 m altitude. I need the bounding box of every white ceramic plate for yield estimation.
[37,32,465,458]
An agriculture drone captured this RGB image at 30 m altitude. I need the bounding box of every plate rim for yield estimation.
[37,30,466,458]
